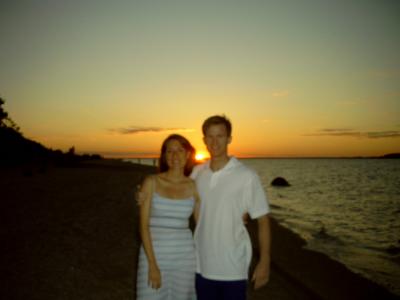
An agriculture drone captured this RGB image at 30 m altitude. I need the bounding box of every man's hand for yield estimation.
[242,213,249,225]
[136,184,146,206]
[251,261,270,289]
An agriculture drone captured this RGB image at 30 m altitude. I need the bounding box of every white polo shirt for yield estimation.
[191,157,270,280]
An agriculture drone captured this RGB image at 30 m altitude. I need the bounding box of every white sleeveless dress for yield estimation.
[136,192,196,300]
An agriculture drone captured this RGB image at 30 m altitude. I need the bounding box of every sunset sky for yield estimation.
[1,0,399,158]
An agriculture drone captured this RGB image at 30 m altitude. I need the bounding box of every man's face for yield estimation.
[203,124,231,158]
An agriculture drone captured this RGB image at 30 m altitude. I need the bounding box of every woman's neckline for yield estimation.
[154,191,194,201]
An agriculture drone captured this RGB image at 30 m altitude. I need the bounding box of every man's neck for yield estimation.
[210,154,230,172]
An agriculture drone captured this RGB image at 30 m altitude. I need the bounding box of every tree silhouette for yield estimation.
[0,98,8,125]
[0,97,20,131]
[1,96,102,166]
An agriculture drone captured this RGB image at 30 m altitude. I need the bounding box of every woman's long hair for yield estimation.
[158,134,196,176]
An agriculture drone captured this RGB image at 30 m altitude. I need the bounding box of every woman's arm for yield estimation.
[139,175,161,289]
[192,181,200,224]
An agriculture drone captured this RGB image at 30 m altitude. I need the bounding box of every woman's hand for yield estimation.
[148,263,162,289]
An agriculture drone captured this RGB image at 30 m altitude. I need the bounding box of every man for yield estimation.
[192,115,271,300]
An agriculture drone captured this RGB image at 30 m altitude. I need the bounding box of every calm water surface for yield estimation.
[242,158,400,295]
[127,157,400,294]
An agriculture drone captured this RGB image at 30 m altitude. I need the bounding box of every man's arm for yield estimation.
[251,214,271,289]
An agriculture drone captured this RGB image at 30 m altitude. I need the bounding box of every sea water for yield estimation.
[242,158,400,295]
[126,157,400,294]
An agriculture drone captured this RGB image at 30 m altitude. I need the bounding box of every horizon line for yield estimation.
[84,153,399,160]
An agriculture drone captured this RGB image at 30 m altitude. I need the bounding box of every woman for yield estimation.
[136,134,199,300]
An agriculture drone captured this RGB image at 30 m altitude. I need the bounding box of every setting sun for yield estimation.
[195,151,208,161]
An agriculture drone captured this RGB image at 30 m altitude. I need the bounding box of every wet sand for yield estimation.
[0,160,398,299]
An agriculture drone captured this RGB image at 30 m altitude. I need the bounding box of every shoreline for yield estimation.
[1,159,398,299]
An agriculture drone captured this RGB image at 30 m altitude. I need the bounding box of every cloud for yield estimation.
[271,91,289,98]
[366,131,400,139]
[109,126,194,135]
[319,128,353,133]
[370,69,400,79]
[304,128,400,139]
[336,100,358,105]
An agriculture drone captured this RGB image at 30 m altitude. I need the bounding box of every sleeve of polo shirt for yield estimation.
[244,172,270,219]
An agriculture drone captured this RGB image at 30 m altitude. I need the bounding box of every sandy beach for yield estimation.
[1,160,398,300]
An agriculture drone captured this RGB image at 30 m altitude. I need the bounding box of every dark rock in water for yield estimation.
[381,153,400,158]
[386,245,400,255]
[271,177,290,187]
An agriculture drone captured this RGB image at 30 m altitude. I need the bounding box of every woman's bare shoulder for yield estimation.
[141,174,157,191]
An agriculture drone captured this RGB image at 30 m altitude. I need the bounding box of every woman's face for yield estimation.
[165,139,189,170]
